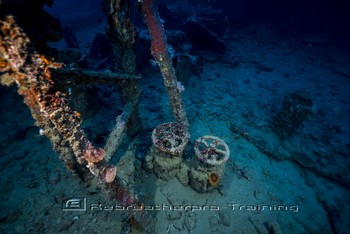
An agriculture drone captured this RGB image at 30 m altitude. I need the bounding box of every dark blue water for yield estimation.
[1,0,349,233]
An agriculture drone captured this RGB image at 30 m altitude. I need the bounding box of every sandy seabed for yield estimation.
[1,24,350,234]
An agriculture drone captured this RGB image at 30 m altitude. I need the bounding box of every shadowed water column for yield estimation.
[141,0,190,131]
[102,0,142,161]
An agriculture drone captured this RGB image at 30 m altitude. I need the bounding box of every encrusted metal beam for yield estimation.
[51,68,140,85]
[104,93,140,162]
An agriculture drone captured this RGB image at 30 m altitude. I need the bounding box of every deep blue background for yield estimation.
[45,0,350,49]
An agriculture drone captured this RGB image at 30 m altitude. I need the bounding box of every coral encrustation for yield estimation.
[0,16,105,167]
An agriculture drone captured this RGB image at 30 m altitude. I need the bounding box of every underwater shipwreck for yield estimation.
[1,0,350,233]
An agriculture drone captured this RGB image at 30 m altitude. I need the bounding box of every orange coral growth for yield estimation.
[208,172,220,187]
[0,58,8,70]
[39,55,50,65]
[73,111,81,118]
[39,55,63,81]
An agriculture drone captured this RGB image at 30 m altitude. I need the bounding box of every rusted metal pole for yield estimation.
[141,0,190,130]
